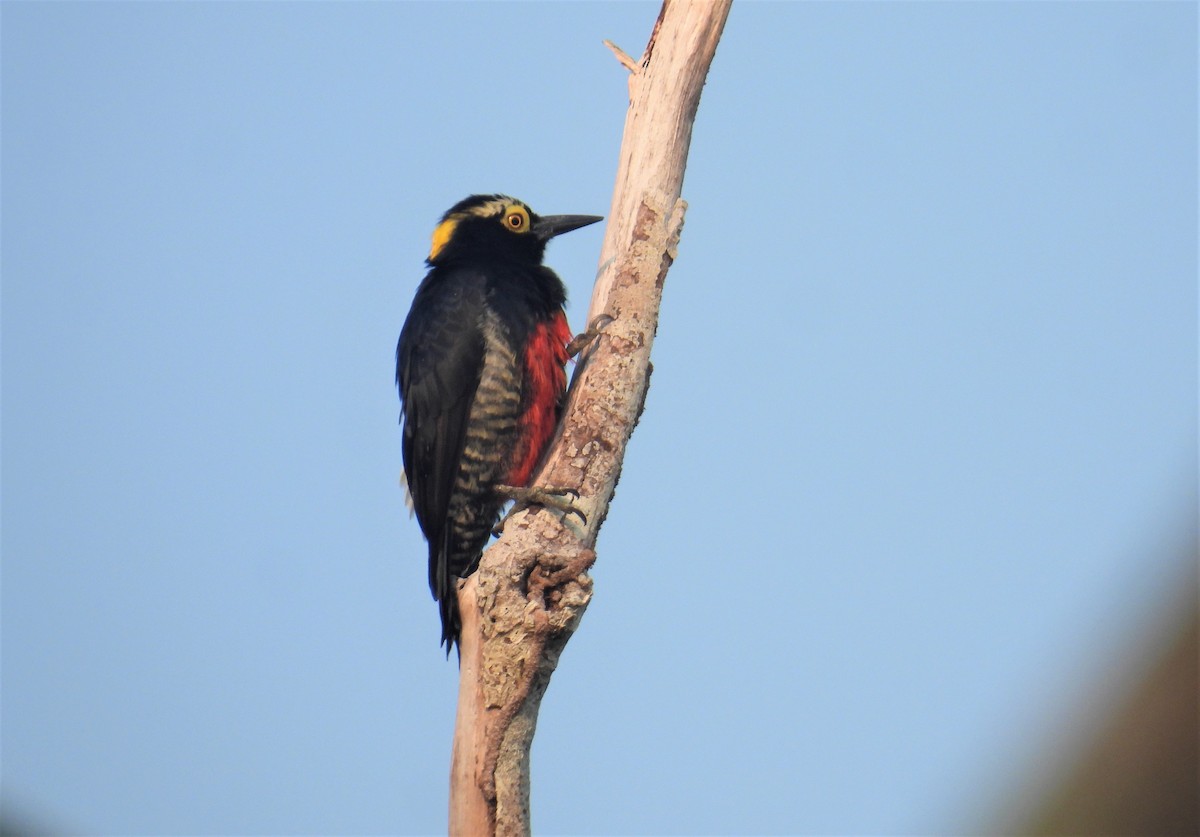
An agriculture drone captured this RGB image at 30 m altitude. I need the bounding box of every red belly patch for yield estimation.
[507,311,572,486]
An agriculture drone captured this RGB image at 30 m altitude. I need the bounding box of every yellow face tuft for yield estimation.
[427,197,533,261]
[428,217,459,261]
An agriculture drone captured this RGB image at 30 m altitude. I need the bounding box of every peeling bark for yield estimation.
[448,2,731,833]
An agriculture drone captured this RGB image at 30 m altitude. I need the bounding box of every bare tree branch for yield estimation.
[449,2,732,833]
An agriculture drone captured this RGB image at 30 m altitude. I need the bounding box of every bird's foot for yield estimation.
[493,484,587,536]
[566,314,614,359]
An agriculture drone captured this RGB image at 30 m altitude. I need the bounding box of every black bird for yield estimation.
[396,195,602,653]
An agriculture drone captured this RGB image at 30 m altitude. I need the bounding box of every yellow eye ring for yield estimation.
[503,207,529,232]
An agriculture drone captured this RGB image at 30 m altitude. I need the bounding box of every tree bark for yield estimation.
[448,2,731,834]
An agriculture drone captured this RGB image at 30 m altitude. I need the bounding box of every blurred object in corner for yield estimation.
[1023,559,1199,837]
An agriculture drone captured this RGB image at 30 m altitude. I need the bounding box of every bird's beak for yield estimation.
[532,214,603,241]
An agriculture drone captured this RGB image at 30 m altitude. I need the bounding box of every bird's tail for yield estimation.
[439,592,462,659]
[431,537,464,659]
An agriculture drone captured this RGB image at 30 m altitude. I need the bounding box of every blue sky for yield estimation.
[3,2,1195,834]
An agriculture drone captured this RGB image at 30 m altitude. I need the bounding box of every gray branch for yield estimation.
[448,2,732,834]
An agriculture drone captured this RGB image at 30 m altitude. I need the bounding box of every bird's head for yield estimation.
[426,194,602,266]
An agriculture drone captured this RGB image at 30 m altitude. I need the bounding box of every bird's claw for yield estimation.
[567,314,614,359]
[493,484,587,536]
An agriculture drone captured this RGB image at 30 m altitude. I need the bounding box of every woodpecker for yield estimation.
[396,195,602,653]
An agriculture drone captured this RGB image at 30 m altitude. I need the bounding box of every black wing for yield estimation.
[396,267,487,599]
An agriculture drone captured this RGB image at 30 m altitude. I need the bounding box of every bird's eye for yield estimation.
[505,210,527,231]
